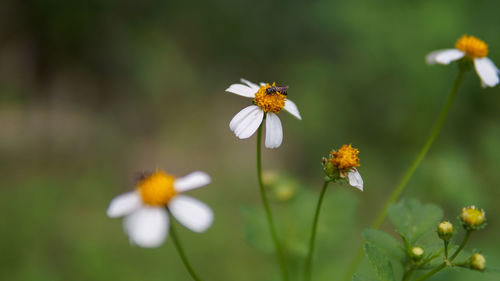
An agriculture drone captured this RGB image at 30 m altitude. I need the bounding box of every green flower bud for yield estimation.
[273,183,296,202]
[437,221,454,241]
[470,253,486,271]
[461,205,486,230]
[410,246,424,261]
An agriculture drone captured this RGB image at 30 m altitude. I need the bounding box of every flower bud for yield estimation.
[437,221,454,241]
[461,205,486,230]
[273,183,296,202]
[410,246,424,261]
[470,253,486,271]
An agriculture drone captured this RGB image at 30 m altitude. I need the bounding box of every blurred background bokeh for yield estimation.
[1,0,499,280]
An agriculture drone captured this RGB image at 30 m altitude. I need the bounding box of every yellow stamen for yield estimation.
[455,35,489,58]
[137,171,177,206]
[253,83,286,114]
[329,144,360,172]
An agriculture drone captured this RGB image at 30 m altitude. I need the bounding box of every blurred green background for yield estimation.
[0,0,499,280]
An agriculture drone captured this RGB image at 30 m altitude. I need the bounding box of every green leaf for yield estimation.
[364,243,396,281]
[240,205,274,253]
[388,199,443,244]
[352,274,378,281]
[363,229,405,262]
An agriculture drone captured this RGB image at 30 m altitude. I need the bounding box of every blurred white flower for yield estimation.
[426,35,499,88]
[226,78,302,149]
[107,170,213,248]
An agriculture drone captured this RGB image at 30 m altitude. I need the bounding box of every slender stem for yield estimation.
[413,231,472,281]
[444,240,449,260]
[402,267,416,281]
[256,125,289,281]
[341,67,466,281]
[169,219,203,281]
[304,180,331,281]
[449,231,471,261]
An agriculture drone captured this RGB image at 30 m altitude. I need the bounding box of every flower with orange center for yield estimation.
[426,34,499,87]
[226,78,302,149]
[323,144,363,191]
[107,170,213,248]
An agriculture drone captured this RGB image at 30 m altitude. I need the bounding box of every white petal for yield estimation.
[240,78,260,90]
[229,105,264,139]
[174,171,211,193]
[107,191,142,218]
[225,83,257,98]
[426,49,464,65]
[474,57,500,87]
[283,99,302,120]
[169,195,213,232]
[124,207,169,248]
[265,112,283,149]
[348,169,363,191]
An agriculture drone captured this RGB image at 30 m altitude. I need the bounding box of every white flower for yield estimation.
[426,35,499,88]
[107,170,213,248]
[226,78,302,149]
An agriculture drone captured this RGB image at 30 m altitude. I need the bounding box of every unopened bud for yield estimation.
[470,253,486,271]
[410,246,424,260]
[461,205,486,230]
[437,221,454,241]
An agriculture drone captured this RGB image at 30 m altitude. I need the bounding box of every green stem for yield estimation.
[444,240,449,260]
[402,267,416,281]
[169,219,203,281]
[449,231,471,261]
[256,125,289,281]
[341,67,466,281]
[413,231,472,281]
[304,180,331,281]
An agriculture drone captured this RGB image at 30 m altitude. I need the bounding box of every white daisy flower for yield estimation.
[426,35,499,88]
[107,170,213,248]
[226,78,302,149]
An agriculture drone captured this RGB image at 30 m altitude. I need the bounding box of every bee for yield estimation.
[266,85,289,95]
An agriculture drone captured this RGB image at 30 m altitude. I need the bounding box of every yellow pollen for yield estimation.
[136,171,177,206]
[329,144,360,172]
[253,83,286,114]
[455,35,489,58]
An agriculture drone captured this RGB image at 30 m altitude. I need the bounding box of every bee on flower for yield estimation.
[426,35,499,87]
[226,78,302,149]
[322,144,363,191]
[107,170,213,248]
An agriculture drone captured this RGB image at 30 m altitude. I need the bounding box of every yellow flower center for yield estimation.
[461,205,485,227]
[329,144,360,172]
[455,35,489,58]
[253,83,286,114]
[136,171,177,206]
